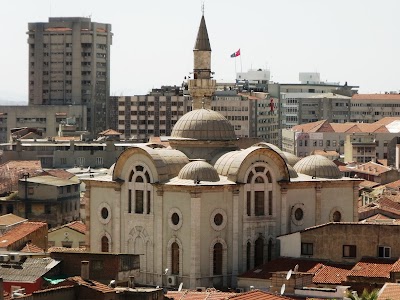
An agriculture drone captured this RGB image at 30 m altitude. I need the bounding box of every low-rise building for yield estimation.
[278,222,400,263]
[48,221,86,248]
[0,221,48,251]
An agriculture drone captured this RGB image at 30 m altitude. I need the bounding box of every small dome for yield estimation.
[171,109,236,141]
[294,155,342,179]
[282,152,301,167]
[178,160,220,182]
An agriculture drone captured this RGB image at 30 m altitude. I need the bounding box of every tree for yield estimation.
[346,288,379,300]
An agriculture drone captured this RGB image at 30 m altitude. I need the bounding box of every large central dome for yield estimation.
[171,109,236,141]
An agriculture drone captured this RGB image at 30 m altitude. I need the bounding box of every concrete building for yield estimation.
[0,105,86,143]
[27,17,112,135]
[350,94,400,123]
[344,133,377,163]
[281,118,400,160]
[278,222,400,263]
[48,221,86,248]
[84,13,359,290]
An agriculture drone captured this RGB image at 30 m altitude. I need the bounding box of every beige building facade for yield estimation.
[84,14,359,290]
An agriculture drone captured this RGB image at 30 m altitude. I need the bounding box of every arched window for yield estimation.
[244,165,273,217]
[171,242,179,275]
[213,243,223,275]
[101,235,109,252]
[246,242,251,270]
[333,211,341,222]
[254,237,264,267]
[127,165,152,215]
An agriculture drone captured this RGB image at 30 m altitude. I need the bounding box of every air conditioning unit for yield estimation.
[0,255,9,262]
[9,253,21,262]
[196,287,206,292]
[167,275,176,286]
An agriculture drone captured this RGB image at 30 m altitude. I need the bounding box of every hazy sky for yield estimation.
[1,0,400,102]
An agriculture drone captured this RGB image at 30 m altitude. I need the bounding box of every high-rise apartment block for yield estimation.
[27,17,112,135]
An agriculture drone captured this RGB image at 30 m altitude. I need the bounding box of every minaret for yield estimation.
[189,11,216,110]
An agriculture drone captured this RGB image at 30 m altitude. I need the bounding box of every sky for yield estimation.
[1,0,400,104]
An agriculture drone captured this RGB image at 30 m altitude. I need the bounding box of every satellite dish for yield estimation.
[280,284,286,295]
[286,269,293,280]
[294,264,299,273]
[178,282,183,291]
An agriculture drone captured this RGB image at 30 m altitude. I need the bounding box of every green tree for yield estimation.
[346,289,379,300]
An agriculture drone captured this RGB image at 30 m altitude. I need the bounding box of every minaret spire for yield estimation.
[189,12,216,110]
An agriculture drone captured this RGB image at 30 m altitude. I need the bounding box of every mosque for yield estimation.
[84,13,359,289]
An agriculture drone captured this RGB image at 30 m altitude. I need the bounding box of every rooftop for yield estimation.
[0,222,47,248]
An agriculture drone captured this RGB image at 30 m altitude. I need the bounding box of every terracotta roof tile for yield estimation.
[352,94,400,101]
[312,150,339,157]
[20,242,44,253]
[167,289,237,300]
[359,197,400,216]
[374,117,400,125]
[67,276,115,293]
[0,222,47,248]
[0,214,26,226]
[98,129,121,136]
[312,264,352,284]
[348,257,397,278]
[390,259,400,272]
[49,221,86,234]
[352,161,391,176]
[377,283,400,300]
[228,290,295,300]
[384,180,400,190]
[54,136,81,141]
[291,120,328,133]
[359,180,381,189]
[48,246,87,253]
[238,257,327,279]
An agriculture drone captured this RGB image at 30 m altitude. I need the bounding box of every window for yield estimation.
[213,243,223,275]
[254,237,264,267]
[101,236,109,252]
[343,245,356,258]
[378,246,391,258]
[294,208,304,221]
[171,242,179,275]
[326,140,330,147]
[246,191,251,216]
[96,157,103,166]
[246,242,251,271]
[171,213,180,225]
[301,243,313,255]
[101,207,109,219]
[254,191,264,216]
[135,190,144,213]
[28,187,34,195]
[333,211,341,222]
[332,140,337,147]
[319,140,323,147]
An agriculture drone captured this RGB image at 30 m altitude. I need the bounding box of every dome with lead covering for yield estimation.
[294,155,342,179]
[178,160,220,182]
[283,152,301,167]
[171,109,236,141]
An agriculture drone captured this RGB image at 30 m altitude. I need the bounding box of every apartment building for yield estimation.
[282,118,400,160]
[27,17,112,135]
[112,87,278,144]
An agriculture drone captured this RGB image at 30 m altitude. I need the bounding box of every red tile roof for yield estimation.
[350,162,391,176]
[41,169,75,180]
[98,129,121,136]
[228,290,295,300]
[0,160,43,193]
[384,180,400,190]
[352,94,400,101]
[167,289,237,300]
[348,257,397,279]
[359,180,380,189]
[0,214,26,226]
[312,265,352,284]
[0,222,47,248]
[377,283,400,300]
[20,242,44,253]
[49,221,86,235]
[359,197,400,216]
[67,276,115,293]
[238,257,327,280]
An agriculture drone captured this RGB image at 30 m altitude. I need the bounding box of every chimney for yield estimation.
[128,276,135,288]
[81,261,90,281]
[0,277,4,300]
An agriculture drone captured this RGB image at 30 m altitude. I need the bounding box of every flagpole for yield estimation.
[235,57,237,76]
[240,53,243,73]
